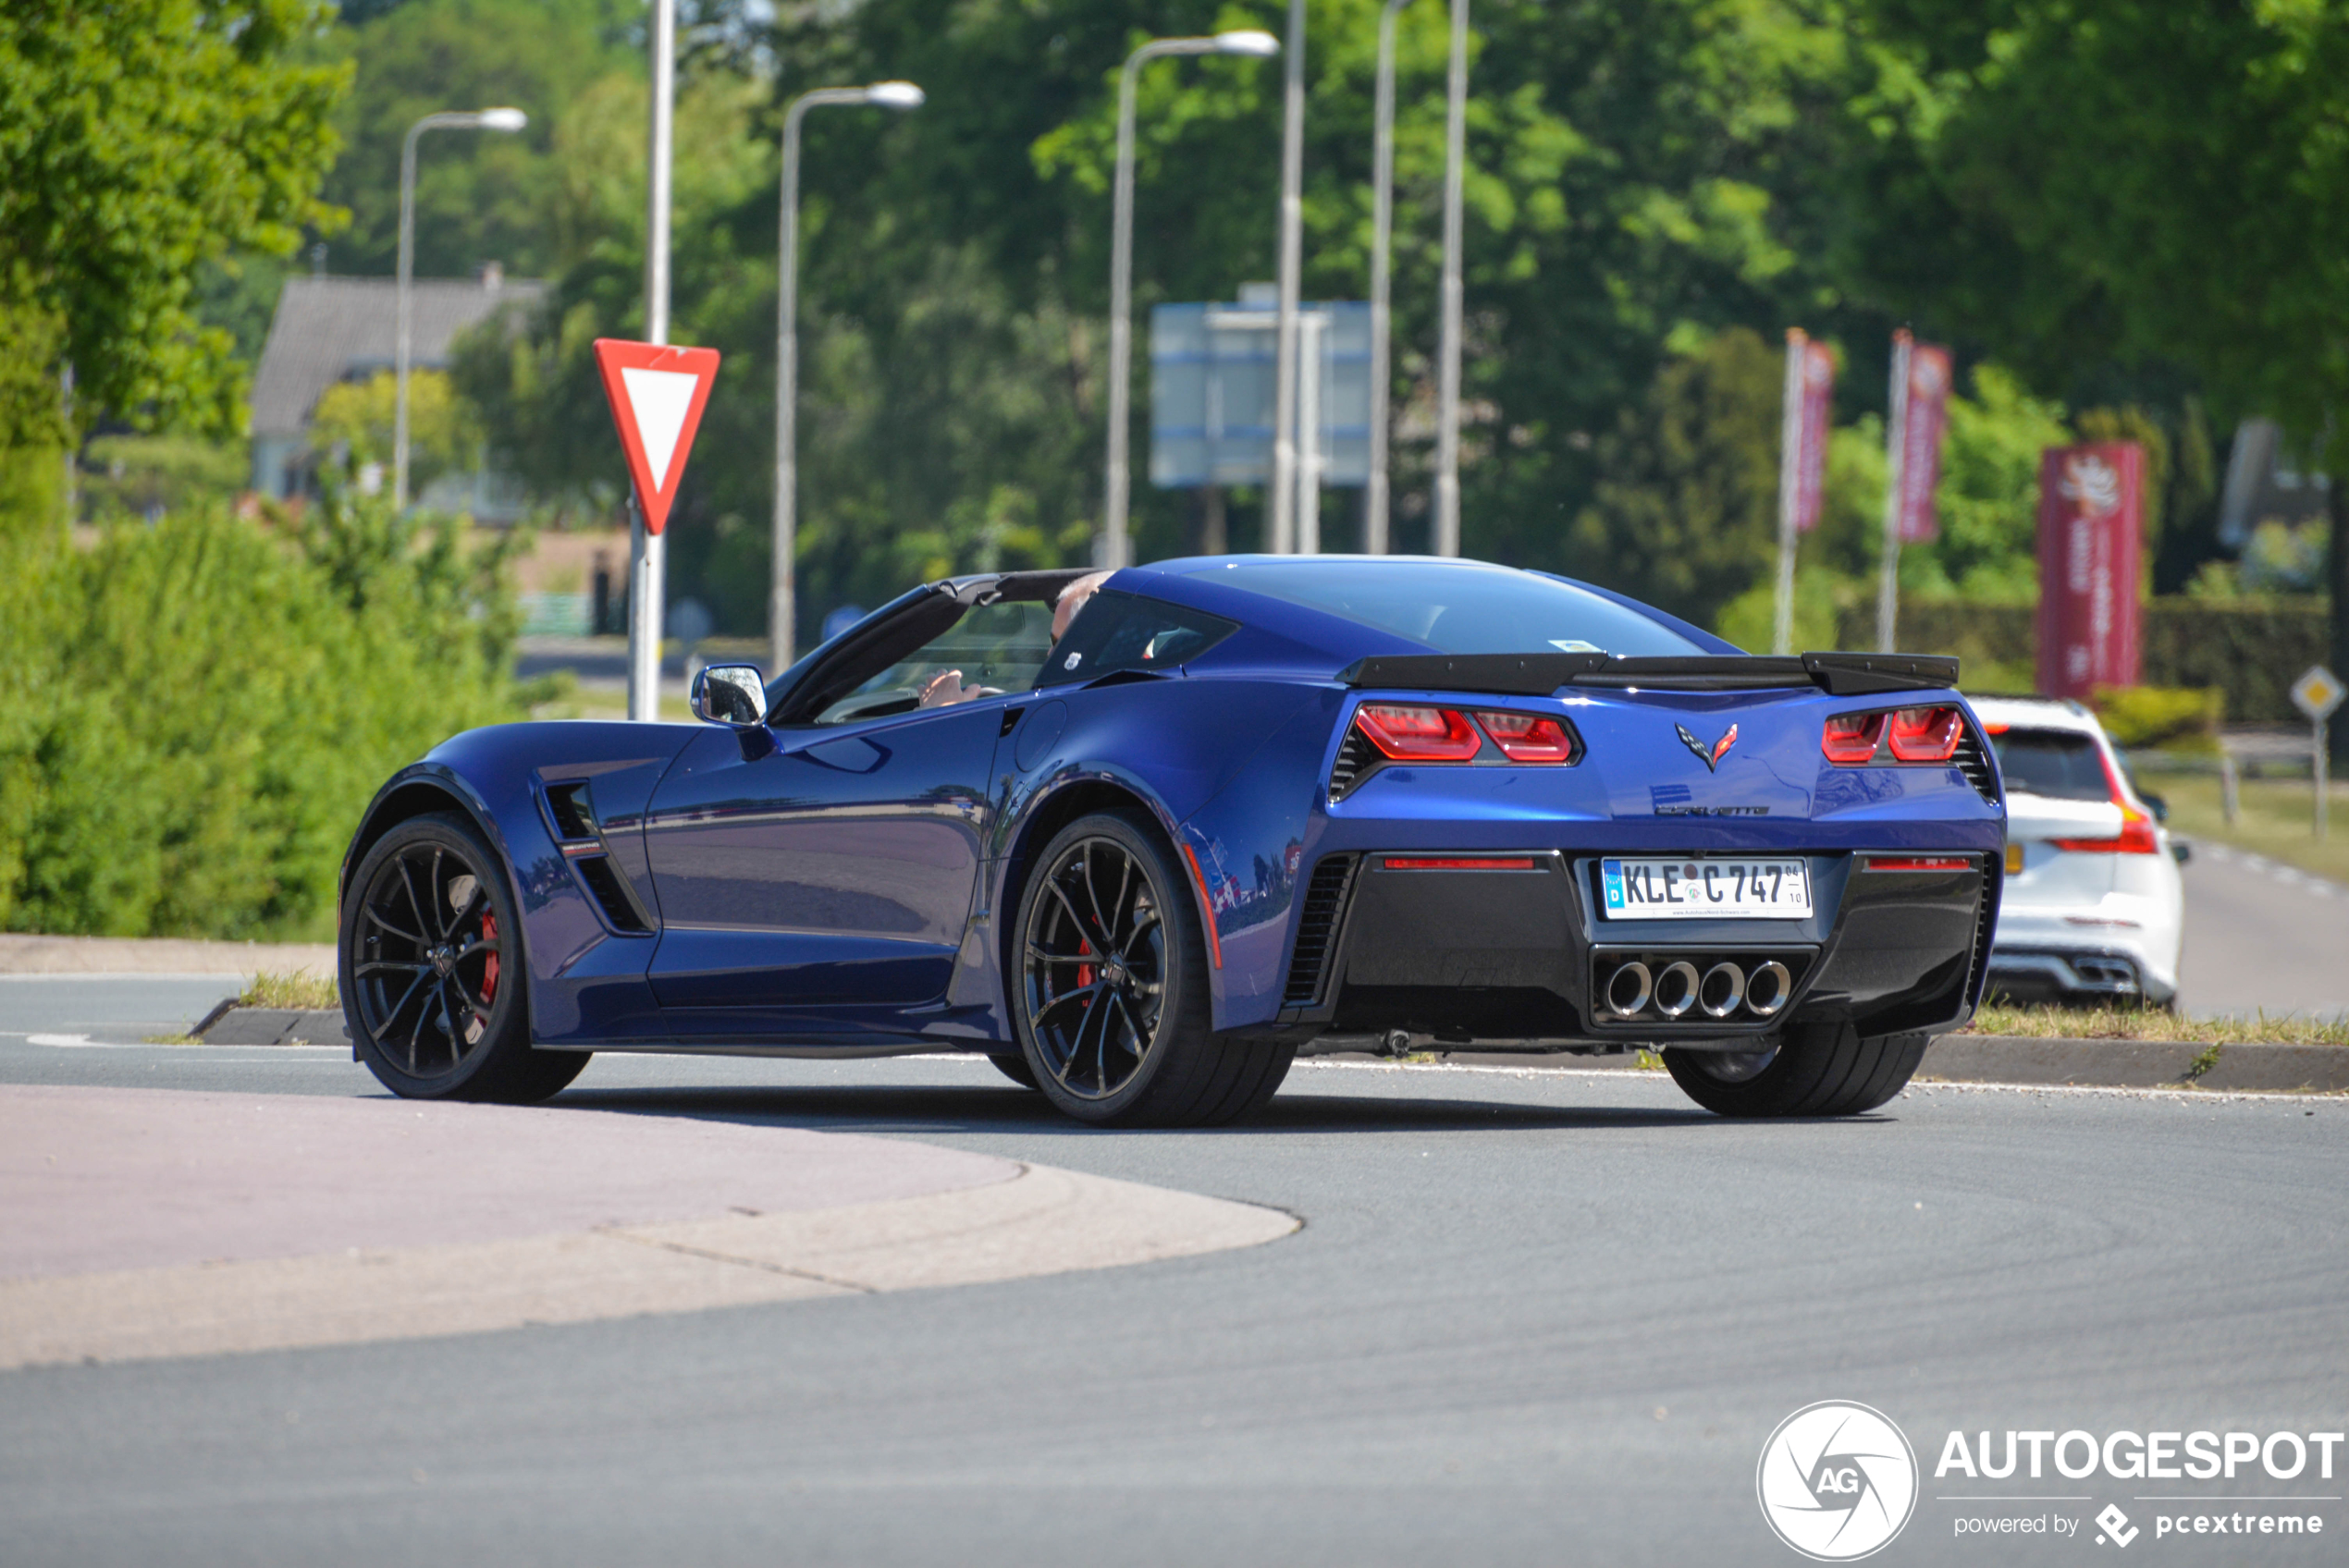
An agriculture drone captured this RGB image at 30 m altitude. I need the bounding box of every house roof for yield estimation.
[248,274,547,436]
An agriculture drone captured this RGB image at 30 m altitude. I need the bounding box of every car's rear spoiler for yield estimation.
[1334,651,1960,698]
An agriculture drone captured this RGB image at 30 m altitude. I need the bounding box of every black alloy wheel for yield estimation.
[1023,830,1169,1101]
[340,813,587,1103]
[1012,811,1293,1127]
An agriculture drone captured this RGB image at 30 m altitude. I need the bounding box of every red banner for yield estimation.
[2035,443,2144,697]
[1792,338,1835,533]
[1896,343,1951,543]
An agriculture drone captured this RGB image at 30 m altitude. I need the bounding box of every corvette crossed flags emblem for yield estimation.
[1676,722,1739,771]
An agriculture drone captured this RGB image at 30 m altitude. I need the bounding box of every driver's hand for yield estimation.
[918,668,972,707]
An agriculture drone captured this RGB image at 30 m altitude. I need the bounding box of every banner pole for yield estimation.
[1773,329,1804,655]
[1876,330,1912,654]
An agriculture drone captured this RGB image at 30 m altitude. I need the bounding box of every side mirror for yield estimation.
[2140,791,2169,823]
[691,664,767,727]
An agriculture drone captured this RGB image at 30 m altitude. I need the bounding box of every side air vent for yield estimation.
[1961,871,2000,1012]
[572,853,651,934]
[1327,728,1383,803]
[1284,853,1360,1007]
[1951,726,2000,805]
[545,780,598,840]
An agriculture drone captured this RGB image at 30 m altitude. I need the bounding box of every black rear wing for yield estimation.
[1334,651,1960,698]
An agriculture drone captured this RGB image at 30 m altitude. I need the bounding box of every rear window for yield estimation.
[1990,729,2112,802]
[1203,560,1703,656]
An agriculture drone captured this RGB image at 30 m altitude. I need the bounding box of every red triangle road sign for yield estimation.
[592,338,720,535]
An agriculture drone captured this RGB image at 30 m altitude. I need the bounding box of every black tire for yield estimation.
[1663,1023,1926,1118]
[989,1052,1041,1090]
[340,812,589,1104]
[1010,810,1293,1127]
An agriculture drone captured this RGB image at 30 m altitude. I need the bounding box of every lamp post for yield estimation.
[770,80,924,674]
[1365,0,1414,553]
[1102,31,1278,572]
[1269,0,1308,553]
[395,105,526,510]
[1433,0,1468,555]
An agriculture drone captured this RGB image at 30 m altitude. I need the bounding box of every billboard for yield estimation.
[1789,335,1835,533]
[1150,300,1370,488]
[2035,443,2145,697]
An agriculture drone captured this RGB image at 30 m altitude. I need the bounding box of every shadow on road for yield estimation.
[553,1080,1717,1137]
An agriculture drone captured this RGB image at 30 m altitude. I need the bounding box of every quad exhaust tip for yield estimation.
[1601,958,1794,1023]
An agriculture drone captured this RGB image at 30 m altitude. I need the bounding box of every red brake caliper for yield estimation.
[480,911,499,1004]
[1076,938,1094,989]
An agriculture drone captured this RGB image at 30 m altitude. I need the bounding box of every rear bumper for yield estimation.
[1268,850,1996,1047]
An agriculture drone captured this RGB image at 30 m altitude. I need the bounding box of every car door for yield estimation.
[641,702,1005,1015]
[640,582,1064,1024]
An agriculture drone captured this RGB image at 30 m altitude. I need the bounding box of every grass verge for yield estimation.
[1964,1002,2349,1046]
[2141,769,2349,886]
[240,970,338,1011]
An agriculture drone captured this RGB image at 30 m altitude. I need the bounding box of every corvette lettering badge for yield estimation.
[1675,722,1738,771]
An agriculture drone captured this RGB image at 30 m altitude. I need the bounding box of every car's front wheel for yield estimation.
[1663,1023,1925,1117]
[341,812,588,1104]
[1011,811,1291,1126]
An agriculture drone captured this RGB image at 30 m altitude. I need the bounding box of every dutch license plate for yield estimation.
[1599,857,1812,920]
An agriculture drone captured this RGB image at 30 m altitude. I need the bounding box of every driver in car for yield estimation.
[916,570,1111,709]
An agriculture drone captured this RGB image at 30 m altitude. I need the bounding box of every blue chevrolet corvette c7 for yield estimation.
[338,555,2006,1124]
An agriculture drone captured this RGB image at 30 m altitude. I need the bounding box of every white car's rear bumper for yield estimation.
[1987,898,2182,1005]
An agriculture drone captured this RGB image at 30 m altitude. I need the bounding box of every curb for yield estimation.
[194,1010,2349,1092]
[194,1004,348,1047]
[1322,1035,2349,1094]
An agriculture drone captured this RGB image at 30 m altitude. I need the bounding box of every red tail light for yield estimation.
[1821,712,1886,766]
[2052,806,2159,855]
[1887,704,1963,763]
[1473,711,1579,764]
[1353,704,1482,762]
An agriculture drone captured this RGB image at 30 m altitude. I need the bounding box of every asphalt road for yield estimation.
[1,1031,2341,1568]
[2178,843,2349,1018]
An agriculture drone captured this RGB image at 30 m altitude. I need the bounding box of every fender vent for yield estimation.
[1952,726,2000,805]
[572,853,651,934]
[1284,853,1359,1007]
[1328,728,1382,802]
[545,780,598,840]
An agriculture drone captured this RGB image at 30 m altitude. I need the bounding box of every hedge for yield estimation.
[0,495,525,941]
[1834,598,2331,722]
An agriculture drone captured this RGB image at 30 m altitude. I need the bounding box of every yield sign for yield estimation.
[592,338,720,534]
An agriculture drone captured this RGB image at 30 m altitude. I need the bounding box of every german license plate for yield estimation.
[1599,857,1812,920]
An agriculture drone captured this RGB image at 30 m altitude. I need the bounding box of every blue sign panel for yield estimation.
[1150,300,1370,489]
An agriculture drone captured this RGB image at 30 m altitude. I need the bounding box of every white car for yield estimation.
[1971,695,2185,1007]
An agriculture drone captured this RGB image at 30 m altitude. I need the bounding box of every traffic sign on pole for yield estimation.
[593,338,719,536]
[2292,665,2343,841]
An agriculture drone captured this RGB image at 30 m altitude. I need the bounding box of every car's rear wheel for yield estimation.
[1663,1023,1925,1117]
[341,813,588,1104]
[1012,811,1292,1126]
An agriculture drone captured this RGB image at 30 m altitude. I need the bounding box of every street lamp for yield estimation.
[395,106,527,510]
[1433,0,1468,556]
[771,80,924,674]
[1365,0,1415,553]
[1101,30,1279,572]
[1271,0,1308,553]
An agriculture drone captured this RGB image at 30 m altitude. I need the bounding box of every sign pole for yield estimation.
[1772,329,1804,655]
[1876,330,1911,654]
[2290,666,2344,839]
[630,0,676,723]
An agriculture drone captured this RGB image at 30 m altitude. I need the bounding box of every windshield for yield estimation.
[1202,560,1703,656]
[1990,728,2112,802]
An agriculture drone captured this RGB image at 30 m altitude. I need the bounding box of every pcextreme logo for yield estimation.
[1757,1401,1920,1561]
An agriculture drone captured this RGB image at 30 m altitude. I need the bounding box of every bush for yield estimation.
[0,490,524,940]
[2092,685,2223,752]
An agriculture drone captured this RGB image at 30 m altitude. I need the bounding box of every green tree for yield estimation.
[0,1,348,446]
[1843,0,2349,753]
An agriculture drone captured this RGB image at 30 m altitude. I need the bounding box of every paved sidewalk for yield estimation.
[0,934,335,978]
[0,1085,1296,1368]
